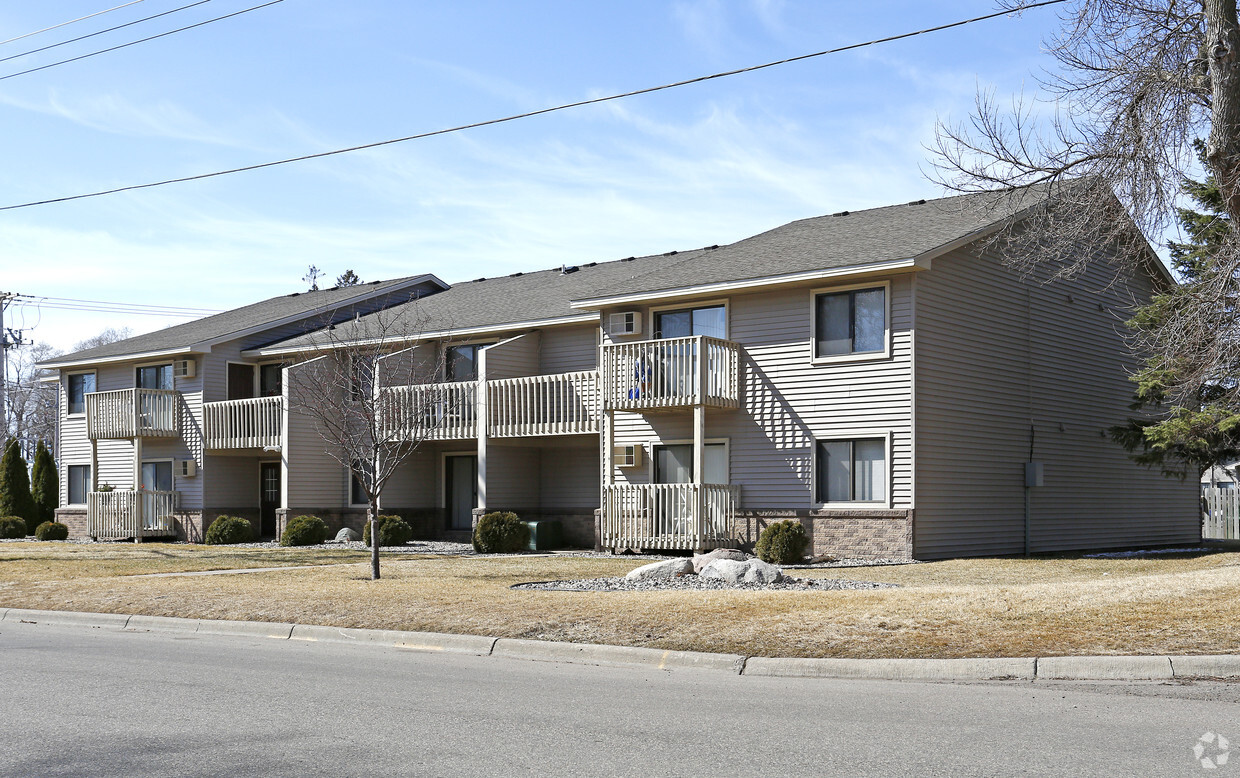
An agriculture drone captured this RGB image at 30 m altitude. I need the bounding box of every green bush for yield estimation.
[34,521,69,541]
[205,515,254,545]
[0,515,27,539]
[471,511,529,554]
[362,514,412,547]
[0,441,37,534]
[280,515,328,547]
[754,520,809,565]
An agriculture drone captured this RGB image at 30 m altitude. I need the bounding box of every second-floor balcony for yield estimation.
[86,388,179,440]
[600,335,740,411]
[380,380,480,441]
[204,396,284,450]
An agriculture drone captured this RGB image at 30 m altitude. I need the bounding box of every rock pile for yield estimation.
[624,550,785,586]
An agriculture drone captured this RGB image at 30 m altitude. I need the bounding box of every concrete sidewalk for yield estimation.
[4,606,1238,682]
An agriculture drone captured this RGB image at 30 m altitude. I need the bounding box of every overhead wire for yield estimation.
[23,294,220,313]
[0,0,214,66]
[0,0,283,82]
[0,1,146,47]
[13,294,222,318]
[0,0,1067,213]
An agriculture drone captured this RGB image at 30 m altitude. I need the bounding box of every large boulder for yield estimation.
[335,527,361,542]
[692,548,752,574]
[699,558,784,585]
[625,558,695,581]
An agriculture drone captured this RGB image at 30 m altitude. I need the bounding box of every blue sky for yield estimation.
[0,0,1061,352]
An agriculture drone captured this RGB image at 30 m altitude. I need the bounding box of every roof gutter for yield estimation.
[38,346,196,371]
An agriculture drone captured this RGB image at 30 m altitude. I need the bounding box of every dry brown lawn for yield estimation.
[3,542,1239,659]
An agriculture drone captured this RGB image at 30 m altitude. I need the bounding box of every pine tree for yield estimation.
[30,441,58,525]
[0,440,37,533]
[1112,143,1240,478]
[335,269,362,287]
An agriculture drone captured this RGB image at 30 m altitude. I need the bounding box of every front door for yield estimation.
[445,455,477,531]
[259,462,280,538]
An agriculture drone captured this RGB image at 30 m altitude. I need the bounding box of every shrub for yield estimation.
[754,520,809,565]
[0,515,27,539]
[472,511,529,554]
[362,515,412,547]
[0,440,37,534]
[205,515,254,545]
[30,441,58,526]
[280,515,328,547]
[34,521,69,541]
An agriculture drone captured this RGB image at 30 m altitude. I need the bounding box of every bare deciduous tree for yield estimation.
[286,304,450,580]
[930,0,1240,416]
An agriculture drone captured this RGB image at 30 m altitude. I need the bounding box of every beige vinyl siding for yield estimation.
[604,277,914,509]
[59,373,92,505]
[282,359,347,508]
[203,455,261,508]
[540,325,598,374]
[382,444,444,508]
[486,444,541,507]
[539,446,600,509]
[484,333,540,379]
[914,247,1199,559]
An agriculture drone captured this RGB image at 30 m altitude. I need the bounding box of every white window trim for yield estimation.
[648,298,731,341]
[646,437,731,485]
[809,280,892,365]
[811,431,893,509]
[65,369,97,418]
[66,463,91,506]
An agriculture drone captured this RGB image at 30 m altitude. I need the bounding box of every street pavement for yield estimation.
[2,620,1236,777]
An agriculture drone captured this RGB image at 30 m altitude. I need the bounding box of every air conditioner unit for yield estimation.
[614,444,642,468]
[175,459,197,478]
[173,359,196,379]
[608,311,642,336]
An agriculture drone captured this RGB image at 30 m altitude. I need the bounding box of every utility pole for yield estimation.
[0,291,26,445]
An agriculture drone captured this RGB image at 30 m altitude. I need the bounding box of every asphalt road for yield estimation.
[2,621,1237,777]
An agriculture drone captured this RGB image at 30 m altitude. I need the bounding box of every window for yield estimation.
[653,442,728,484]
[140,461,173,492]
[68,465,90,504]
[260,363,285,397]
[67,373,96,415]
[814,286,886,359]
[445,344,491,382]
[136,364,173,390]
[350,463,367,505]
[654,305,726,339]
[227,363,256,400]
[816,438,886,503]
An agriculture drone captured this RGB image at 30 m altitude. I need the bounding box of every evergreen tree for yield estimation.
[30,441,58,525]
[335,269,362,287]
[1112,143,1240,479]
[0,440,37,533]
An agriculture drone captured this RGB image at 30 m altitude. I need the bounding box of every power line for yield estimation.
[20,294,220,313]
[0,0,283,82]
[0,0,1067,213]
[13,301,212,318]
[0,0,213,66]
[0,1,146,47]
[13,295,221,318]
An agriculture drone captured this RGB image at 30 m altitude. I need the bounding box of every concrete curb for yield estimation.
[492,638,746,673]
[290,624,497,656]
[744,656,1036,681]
[1036,655,1174,680]
[4,608,1239,682]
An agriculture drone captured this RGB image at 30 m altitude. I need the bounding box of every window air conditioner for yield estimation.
[173,359,196,379]
[614,445,642,468]
[608,311,642,336]
[175,459,197,478]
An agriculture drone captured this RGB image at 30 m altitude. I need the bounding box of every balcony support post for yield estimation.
[693,403,706,552]
[133,437,143,543]
[475,353,488,516]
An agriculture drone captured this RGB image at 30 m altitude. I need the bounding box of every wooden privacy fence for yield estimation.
[487,371,599,437]
[204,396,283,449]
[1203,487,1240,540]
[86,388,179,439]
[88,490,179,540]
[601,335,740,411]
[601,483,740,551]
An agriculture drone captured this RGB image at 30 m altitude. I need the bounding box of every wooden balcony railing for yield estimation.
[487,371,599,437]
[86,389,179,439]
[204,396,284,450]
[600,335,740,411]
[88,490,179,540]
[600,483,740,551]
[379,380,479,441]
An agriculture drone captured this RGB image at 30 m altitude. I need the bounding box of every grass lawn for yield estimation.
[2,542,1239,659]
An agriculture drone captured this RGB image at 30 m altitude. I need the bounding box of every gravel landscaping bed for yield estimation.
[511,576,900,592]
